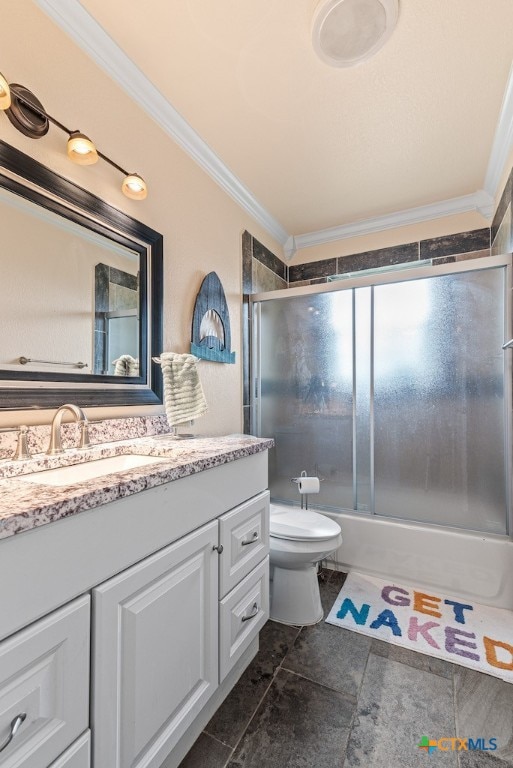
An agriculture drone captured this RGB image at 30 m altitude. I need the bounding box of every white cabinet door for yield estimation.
[0,596,89,768]
[92,521,218,768]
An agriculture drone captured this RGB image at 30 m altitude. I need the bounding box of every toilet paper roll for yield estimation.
[297,476,320,494]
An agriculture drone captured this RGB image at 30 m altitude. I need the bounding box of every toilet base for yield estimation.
[270,564,323,626]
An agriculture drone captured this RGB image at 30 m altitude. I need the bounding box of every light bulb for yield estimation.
[67,132,98,165]
[122,173,147,200]
[0,73,11,110]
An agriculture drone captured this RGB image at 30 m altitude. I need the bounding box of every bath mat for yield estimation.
[326,572,513,683]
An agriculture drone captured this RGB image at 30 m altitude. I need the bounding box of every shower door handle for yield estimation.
[502,339,513,350]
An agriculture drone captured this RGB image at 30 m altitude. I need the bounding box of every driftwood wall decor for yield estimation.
[191,271,236,364]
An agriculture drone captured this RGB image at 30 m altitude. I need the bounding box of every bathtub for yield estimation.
[272,503,513,609]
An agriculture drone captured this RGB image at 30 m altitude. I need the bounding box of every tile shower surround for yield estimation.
[242,228,494,293]
[178,570,513,768]
[287,228,491,284]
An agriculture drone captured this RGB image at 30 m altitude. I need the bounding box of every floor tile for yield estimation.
[459,752,513,767]
[282,568,368,697]
[227,669,355,768]
[178,732,232,768]
[370,638,455,679]
[320,571,347,612]
[283,624,371,698]
[324,569,348,590]
[344,652,457,767]
[454,668,513,764]
[205,620,300,748]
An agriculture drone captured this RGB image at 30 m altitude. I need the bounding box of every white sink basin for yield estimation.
[19,454,168,487]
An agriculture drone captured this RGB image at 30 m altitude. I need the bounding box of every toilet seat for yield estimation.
[270,507,341,542]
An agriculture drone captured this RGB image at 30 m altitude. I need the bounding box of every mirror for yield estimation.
[0,140,163,409]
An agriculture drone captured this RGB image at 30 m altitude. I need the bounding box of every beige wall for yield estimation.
[0,2,282,431]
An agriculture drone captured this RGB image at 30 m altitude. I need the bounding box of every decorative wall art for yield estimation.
[191,271,235,364]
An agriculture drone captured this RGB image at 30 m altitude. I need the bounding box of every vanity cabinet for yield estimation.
[92,490,270,768]
[0,596,89,768]
[0,449,271,768]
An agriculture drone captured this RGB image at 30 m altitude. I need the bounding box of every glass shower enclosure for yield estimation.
[252,255,511,537]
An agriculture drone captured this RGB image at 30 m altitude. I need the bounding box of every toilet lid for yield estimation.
[270,508,341,541]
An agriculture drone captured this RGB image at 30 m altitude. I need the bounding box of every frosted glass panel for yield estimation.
[373,268,507,534]
[259,292,354,509]
[354,287,372,511]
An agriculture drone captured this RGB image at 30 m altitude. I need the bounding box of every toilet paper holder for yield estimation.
[291,470,323,510]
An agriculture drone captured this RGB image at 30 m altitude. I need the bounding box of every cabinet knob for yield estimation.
[213,544,224,554]
[0,713,26,754]
[241,531,259,546]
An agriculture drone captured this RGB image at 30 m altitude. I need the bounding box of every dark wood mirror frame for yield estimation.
[0,141,163,410]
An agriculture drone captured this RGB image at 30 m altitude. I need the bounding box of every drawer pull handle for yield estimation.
[213,544,224,554]
[241,602,259,622]
[0,713,26,753]
[241,532,259,546]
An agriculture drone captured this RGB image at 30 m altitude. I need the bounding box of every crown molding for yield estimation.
[35,0,289,248]
[484,60,513,202]
[292,191,493,253]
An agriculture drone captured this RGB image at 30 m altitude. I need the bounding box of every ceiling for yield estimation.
[37,0,513,244]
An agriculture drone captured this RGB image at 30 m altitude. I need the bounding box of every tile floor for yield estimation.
[179,570,513,768]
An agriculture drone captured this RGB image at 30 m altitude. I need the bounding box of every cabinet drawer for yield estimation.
[0,595,89,768]
[219,491,269,598]
[48,731,90,768]
[219,557,269,682]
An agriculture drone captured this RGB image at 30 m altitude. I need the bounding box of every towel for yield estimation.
[159,352,208,426]
[113,355,139,376]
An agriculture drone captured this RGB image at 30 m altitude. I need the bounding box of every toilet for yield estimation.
[269,503,343,626]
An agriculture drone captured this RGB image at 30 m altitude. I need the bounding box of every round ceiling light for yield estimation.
[312,0,399,67]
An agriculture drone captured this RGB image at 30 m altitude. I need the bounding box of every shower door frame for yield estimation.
[251,253,513,539]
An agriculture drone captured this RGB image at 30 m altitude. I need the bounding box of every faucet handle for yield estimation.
[0,425,31,460]
[14,426,31,460]
[78,420,91,450]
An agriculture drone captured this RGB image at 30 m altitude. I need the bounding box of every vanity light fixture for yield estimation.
[0,71,147,200]
[0,72,11,110]
[67,131,98,165]
[122,173,147,200]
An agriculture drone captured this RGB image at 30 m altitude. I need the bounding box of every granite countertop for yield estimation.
[0,434,273,541]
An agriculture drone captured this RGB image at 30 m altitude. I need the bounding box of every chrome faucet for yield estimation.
[47,404,90,455]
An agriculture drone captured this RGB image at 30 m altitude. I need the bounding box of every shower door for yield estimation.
[256,290,354,509]
[254,258,510,535]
